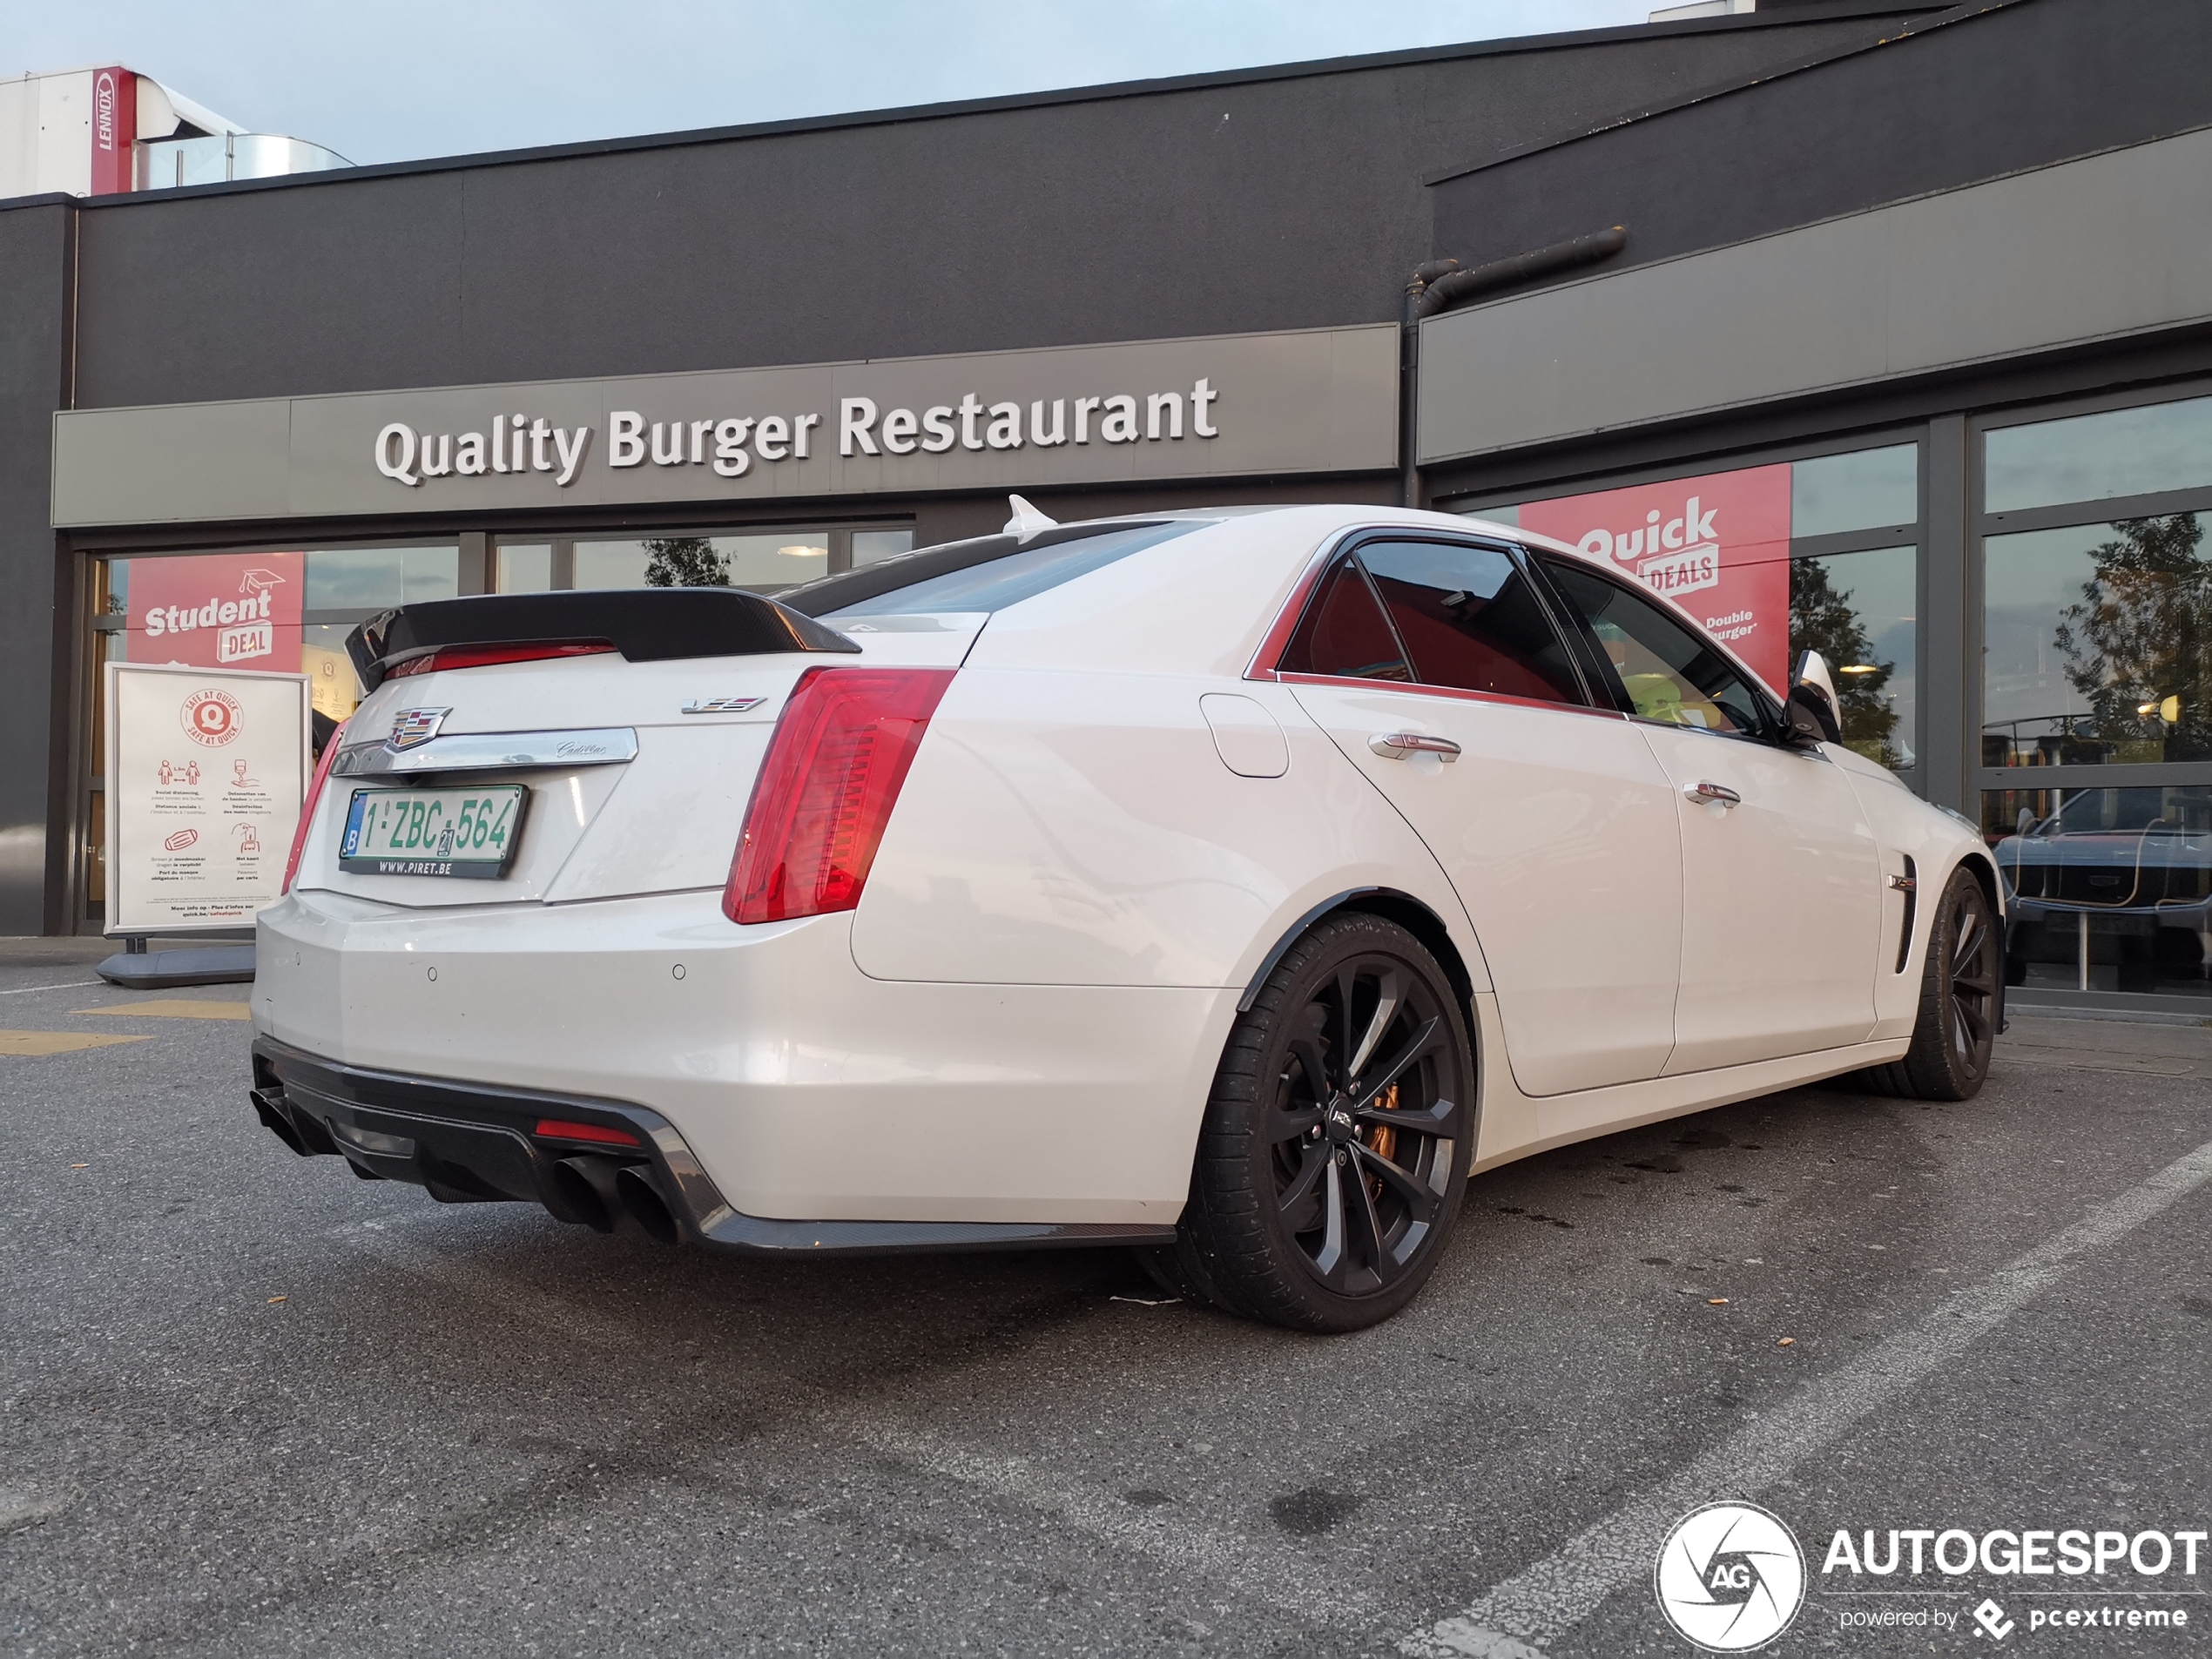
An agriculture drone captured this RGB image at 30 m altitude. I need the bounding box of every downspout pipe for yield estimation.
[1415,226,1628,320]
[1398,229,1627,508]
[1399,259,1459,509]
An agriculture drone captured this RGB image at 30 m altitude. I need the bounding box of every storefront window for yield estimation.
[1789,443,1918,537]
[86,543,450,918]
[574,531,829,592]
[1982,783,2212,997]
[1983,513,2212,767]
[1465,441,1922,772]
[302,546,459,610]
[853,529,916,566]
[496,543,555,593]
[1985,394,2212,513]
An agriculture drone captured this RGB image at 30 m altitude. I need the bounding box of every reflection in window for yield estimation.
[1983,783,2212,997]
[1983,513,2212,767]
[1279,556,1412,683]
[1358,541,1582,704]
[1790,545,1915,769]
[1790,445,1917,537]
[574,532,829,592]
[304,546,458,609]
[1986,395,2212,514]
[852,529,916,567]
[1544,559,1763,736]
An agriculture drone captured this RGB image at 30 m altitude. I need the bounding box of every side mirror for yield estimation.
[1785,650,1844,747]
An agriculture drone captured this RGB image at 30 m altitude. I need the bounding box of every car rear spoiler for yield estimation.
[345,588,860,691]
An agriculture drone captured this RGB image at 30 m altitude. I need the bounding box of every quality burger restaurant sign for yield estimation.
[48,324,1398,529]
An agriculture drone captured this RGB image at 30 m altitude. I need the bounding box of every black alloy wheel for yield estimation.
[1866,865,2000,1101]
[1145,913,1474,1331]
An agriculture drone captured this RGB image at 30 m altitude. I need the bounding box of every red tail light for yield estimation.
[533,1117,642,1147]
[725,667,954,925]
[388,641,614,678]
[282,717,347,894]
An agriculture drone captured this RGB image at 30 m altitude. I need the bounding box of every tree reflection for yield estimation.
[644,536,727,587]
[1789,557,1902,765]
[2052,514,2211,762]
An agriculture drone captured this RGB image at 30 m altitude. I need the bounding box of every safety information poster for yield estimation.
[105,661,311,934]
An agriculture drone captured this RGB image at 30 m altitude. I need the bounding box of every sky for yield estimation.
[3,0,1657,167]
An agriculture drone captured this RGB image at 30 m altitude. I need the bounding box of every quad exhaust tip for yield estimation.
[550,1153,680,1244]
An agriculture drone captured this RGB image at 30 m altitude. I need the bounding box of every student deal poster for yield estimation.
[1518,464,1793,692]
[125,550,304,671]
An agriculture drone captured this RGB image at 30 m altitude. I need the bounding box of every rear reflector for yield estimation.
[388,641,615,678]
[725,667,954,925]
[533,1117,643,1147]
[282,717,347,894]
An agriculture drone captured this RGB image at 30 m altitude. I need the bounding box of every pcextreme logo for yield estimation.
[1655,1502,1806,1652]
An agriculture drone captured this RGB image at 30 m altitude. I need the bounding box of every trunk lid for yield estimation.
[296,606,980,907]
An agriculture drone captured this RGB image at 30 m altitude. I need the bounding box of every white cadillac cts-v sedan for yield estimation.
[252,503,2001,1331]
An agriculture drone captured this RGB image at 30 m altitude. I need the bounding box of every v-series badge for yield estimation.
[680,697,765,715]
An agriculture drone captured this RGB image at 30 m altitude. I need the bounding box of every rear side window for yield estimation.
[1543,557,1768,738]
[1359,540,1585,705]
[1279,556,1413,682]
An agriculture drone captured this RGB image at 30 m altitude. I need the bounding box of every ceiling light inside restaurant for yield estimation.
[1840,664,1879,674]
[779,544,824,558]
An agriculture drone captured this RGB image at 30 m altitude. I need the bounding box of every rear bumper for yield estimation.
[253,886,1232,1228]
[251,1035,1172,1255]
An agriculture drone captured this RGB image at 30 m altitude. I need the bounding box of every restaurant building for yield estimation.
[6,0,2211,1015]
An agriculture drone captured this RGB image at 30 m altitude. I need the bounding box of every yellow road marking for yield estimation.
[0,1030,155,1055]
[74,1000,252,1022]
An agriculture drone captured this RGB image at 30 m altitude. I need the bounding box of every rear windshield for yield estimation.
[813,522,1201,619]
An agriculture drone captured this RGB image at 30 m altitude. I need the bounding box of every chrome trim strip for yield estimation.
[331,726,638,777]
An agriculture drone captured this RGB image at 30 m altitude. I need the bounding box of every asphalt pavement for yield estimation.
[3,940,2208,1657]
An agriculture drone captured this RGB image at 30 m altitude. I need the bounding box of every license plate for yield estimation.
[339,786,529,879]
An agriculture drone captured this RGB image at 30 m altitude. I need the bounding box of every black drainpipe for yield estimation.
[1399,260,1459,509]
[1399,227,1628,509]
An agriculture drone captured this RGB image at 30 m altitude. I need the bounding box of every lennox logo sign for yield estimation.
[94,71,118,151]
[87,66,136,195]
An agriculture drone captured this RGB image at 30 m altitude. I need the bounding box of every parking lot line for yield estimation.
[0,980,100,997]
[0,1030,155,1056]
[835,1412,1376,1629]
[314,1209,1368,1629]
[73,1000,253,1022]
[1399,1133,2212,1659]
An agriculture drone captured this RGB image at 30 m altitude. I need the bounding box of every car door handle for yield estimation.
[1370,732,1461,761]
[1684,780,1741,806]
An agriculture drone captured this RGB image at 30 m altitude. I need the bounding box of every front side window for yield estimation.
[1357,540,1585,705]
[1545,559,1766,738]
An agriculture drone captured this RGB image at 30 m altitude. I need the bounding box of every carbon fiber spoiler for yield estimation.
[346,588,859,691]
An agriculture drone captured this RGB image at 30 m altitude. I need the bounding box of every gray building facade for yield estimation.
[6,0,2211,1015]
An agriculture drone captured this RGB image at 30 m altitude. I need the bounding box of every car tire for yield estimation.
[1861,865,2000,1102]
[1149,912,1474,1332]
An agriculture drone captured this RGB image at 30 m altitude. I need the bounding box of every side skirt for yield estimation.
[1466,993,1912,1174]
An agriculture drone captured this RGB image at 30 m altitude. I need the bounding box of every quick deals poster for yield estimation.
[1518,463,1793,692]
